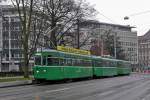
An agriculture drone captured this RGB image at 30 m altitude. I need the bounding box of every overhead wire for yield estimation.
[98,10,118,24]
[129,10,150,17]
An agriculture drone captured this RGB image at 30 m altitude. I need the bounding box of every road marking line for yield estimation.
[1,83,95,100]
[98,90,114,96]
[44,83,95,93]
[45,87,70,93]
[1,75,145,100]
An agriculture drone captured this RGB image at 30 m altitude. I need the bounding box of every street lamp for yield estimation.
[124,16,129,20]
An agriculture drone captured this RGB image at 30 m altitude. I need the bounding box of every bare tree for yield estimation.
[10,0,48,78]
[37,0,97,49]
[58,30,92,49]
[9,0,96,77]
[10,0,33,78]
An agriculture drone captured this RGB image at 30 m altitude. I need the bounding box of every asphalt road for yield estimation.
[1,74,150,100]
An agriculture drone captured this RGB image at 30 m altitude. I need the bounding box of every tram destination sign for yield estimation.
[57,46,91,55]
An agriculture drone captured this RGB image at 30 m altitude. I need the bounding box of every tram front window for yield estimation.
[35,56,41,65]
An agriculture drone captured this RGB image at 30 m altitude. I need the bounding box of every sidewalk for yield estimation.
[0,80,32,88]
[0,76,33,88]
[0,76,23,79]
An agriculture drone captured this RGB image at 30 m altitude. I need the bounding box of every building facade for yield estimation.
[79,20,138,65]
[0,5,34,72]
[0,5,138,71]
[138,30,150,68]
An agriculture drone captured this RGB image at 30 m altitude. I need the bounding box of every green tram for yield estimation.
[117,60,131,75]
[33,49,131,82]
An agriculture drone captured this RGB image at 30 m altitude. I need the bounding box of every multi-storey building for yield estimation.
[79,20,138,65]
[138,30,150,68]
[0,5,34,72]
[0,5,138,71]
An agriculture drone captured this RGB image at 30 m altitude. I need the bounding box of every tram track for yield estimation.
[0,74,148,100]
[49,76,150,100]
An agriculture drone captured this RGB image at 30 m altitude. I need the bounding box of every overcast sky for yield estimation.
[1,0,150,36]
[87,0,150,36]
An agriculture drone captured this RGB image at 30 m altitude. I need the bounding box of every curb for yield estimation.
[0,80,32,88]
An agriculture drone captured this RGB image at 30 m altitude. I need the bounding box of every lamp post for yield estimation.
[114,32,117,58]
[0,48,2,72]
[0,8,2,72]
[100,34,103,56]
[77,18,80,49]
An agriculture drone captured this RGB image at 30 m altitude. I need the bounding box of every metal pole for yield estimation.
[114,32,117,58]
[9,16,11,71]
[99,28,103,56]
[101,35,103,56]
[77,18,80,49]
[98,31,100,56]
[0,8,2,72]
[0,51,1,72]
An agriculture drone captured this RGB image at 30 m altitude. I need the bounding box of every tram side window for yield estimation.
[94,60,102,67]
[81,59,92,67]
[35,56,41,65]
[103,60,111,67]
[81,60,84,66]
[95,61,99,67]
[78,59,82,66]
[47,56,52,66]
[117,62,122,67]
[74,59,81,66]
[42,56,46,65]
[72,59,75,66]
[73,59,76,66]
[106,61,110,67]
[59,58,65,66]
[72,59,79,66]
[113,62,117,67]
[47,57,59,66]
[82,60,86,66]
[71,59,92,67]
[123,62,126,67]
[92,61,95,67]
[67,59,72,66]
[102,61,104,67]
[52,58,59,66]
[110,62,115,67]
[102,60,106,67]
[98,61,102,67]
[82,60,88,66]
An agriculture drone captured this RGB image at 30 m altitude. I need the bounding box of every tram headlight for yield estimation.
[36,70,39,73]
[43,70,46,72]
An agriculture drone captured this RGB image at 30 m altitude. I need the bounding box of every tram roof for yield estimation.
[35,49,92,59]
[35,49,129,62]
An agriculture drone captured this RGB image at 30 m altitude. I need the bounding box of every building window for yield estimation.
[14,26,20,31]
